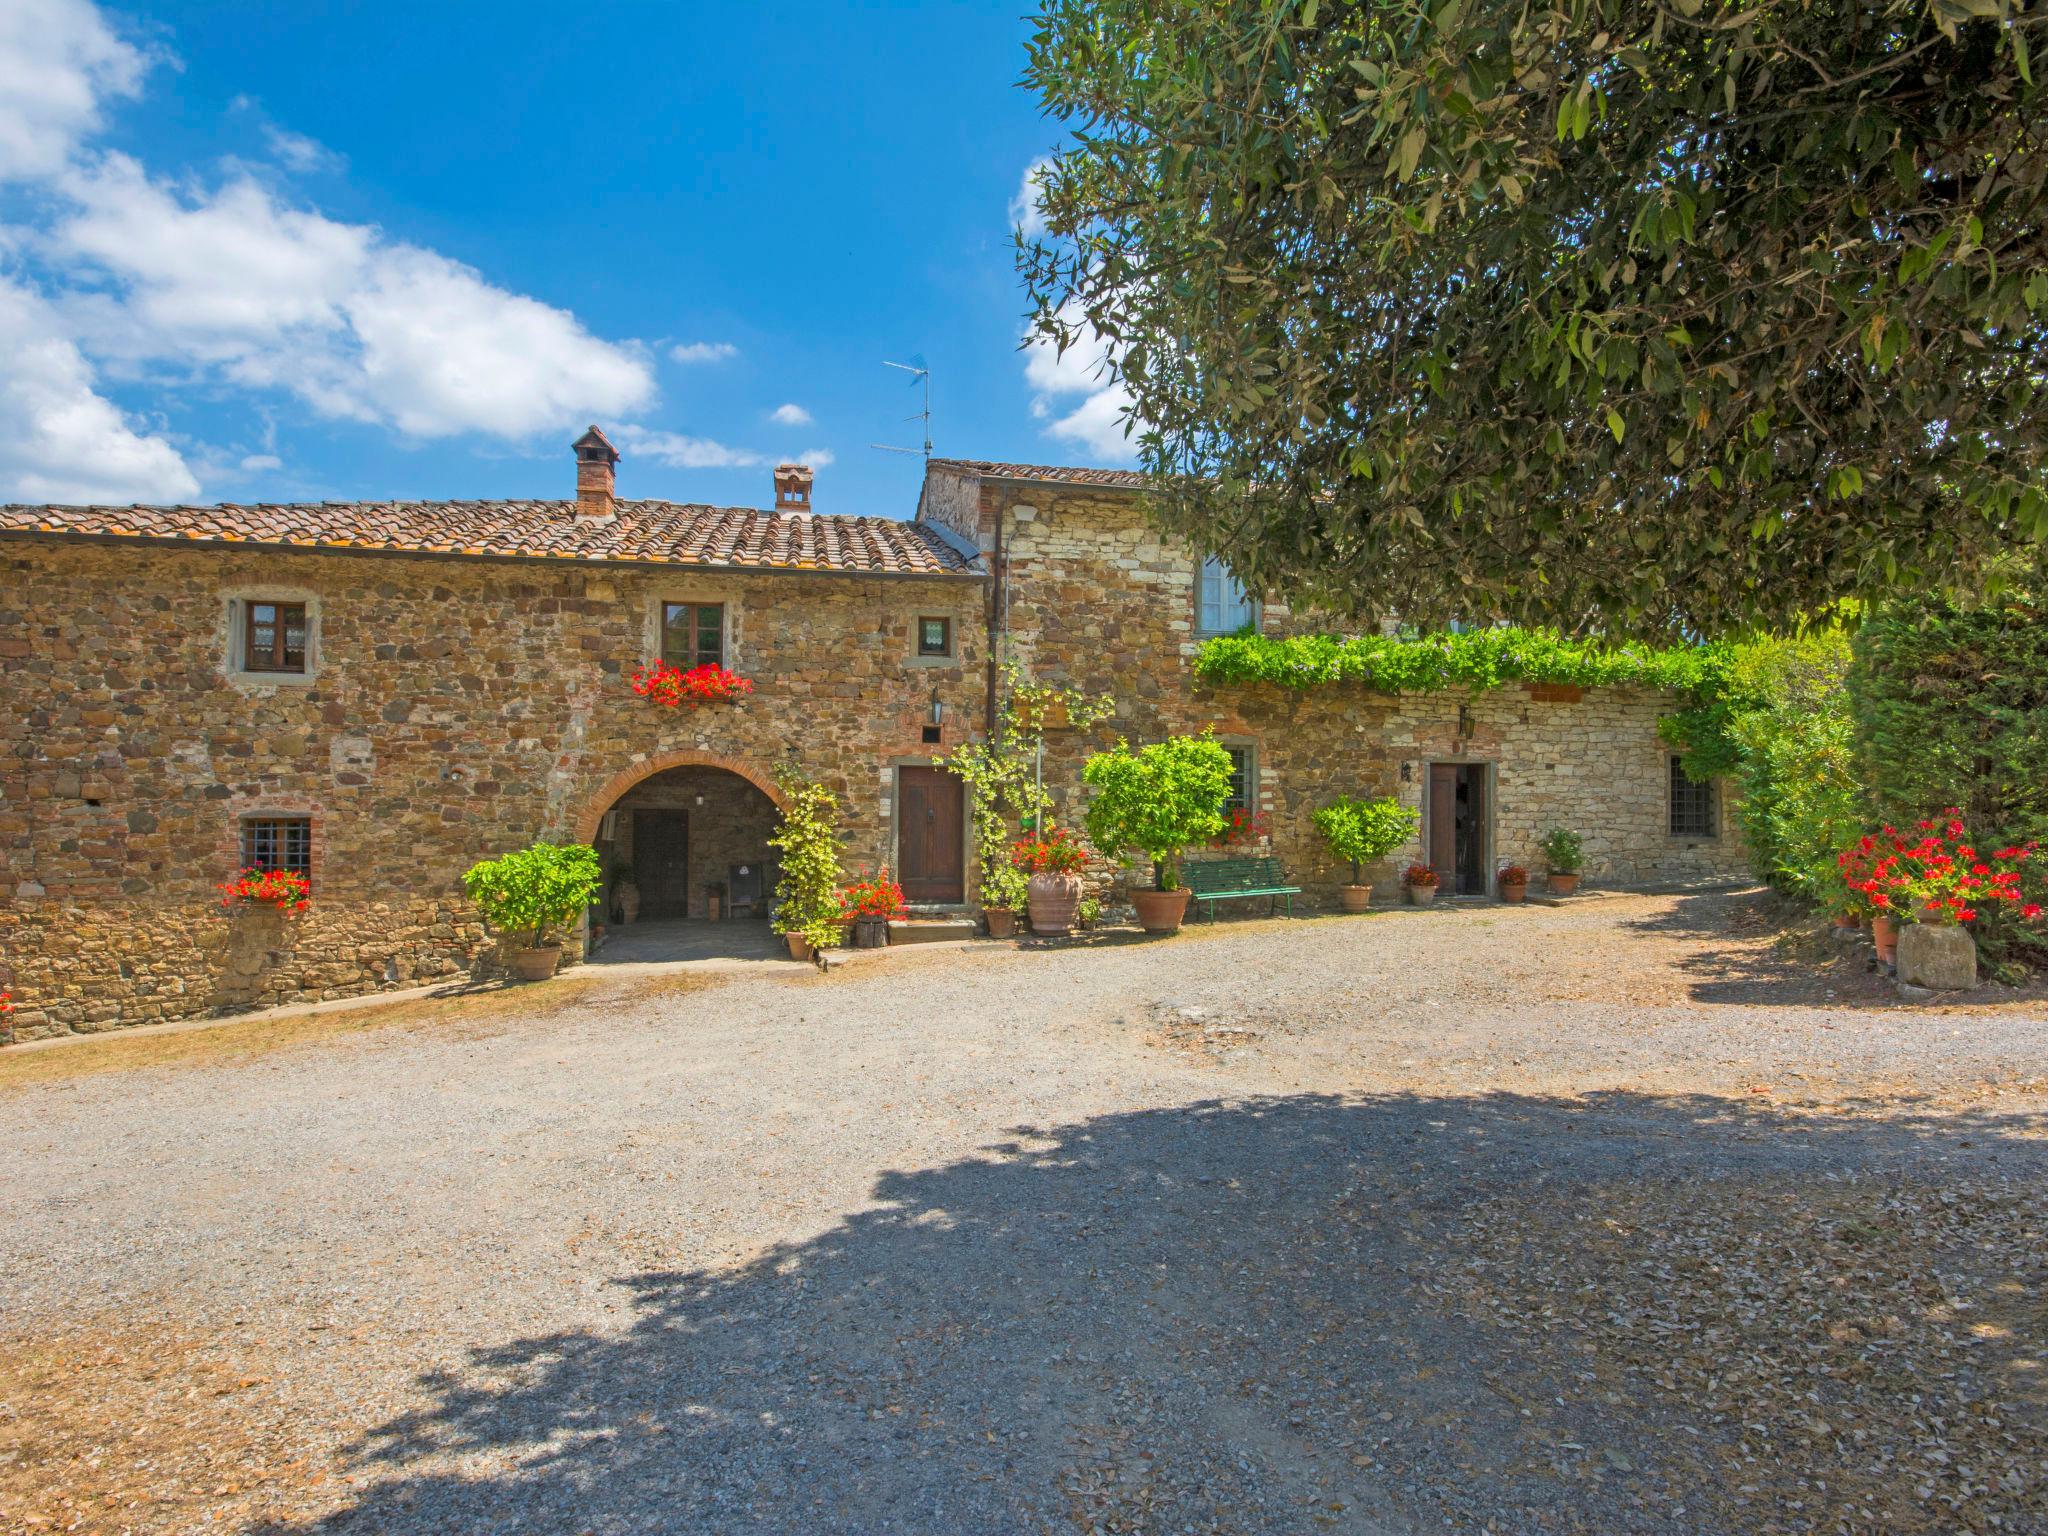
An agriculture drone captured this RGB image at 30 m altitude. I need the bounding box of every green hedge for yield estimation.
[1193,628,1725,696]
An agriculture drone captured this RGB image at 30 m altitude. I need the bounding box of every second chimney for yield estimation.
[572,425,619,519]
[772,462,813,512]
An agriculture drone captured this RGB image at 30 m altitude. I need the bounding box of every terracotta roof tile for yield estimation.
[0,498,983,578]
[924,458,1150,489]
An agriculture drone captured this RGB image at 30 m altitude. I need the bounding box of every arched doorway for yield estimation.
[580,755,787,962]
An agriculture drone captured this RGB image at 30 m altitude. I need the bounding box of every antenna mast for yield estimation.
[870,359,932,464]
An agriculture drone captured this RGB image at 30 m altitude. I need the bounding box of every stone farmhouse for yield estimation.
[0,431,1742,1037]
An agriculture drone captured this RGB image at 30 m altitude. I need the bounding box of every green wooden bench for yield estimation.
[1182,856,1301,920]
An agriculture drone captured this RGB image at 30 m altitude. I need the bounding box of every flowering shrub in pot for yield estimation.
[1538,828,1584,895]
[218,867,312,913]
[838,868,907,949]
[1404,863,1439,906]
[1013,824,1090,935]
[1497,864,1529,902]
[461,841,603,981]
[1312,795,1419,913]
[770,768,845,961]
[1082,732,1235,934]
[629,661,753,708]
[1839,811,2042,983]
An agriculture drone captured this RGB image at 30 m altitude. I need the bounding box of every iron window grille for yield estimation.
[240,816,312,875]
[1669,756,1718,837]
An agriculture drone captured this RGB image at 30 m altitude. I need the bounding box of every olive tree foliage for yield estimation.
[1021,0,2048,636]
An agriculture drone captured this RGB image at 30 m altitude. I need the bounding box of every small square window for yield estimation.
[917,616,952,657]
[1222,745,1256,814]
[240,815,312,875]
[1669,756,1718,838]
[661,602,724,668]
[243,601,307,673]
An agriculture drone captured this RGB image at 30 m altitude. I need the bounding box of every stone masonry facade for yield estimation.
[1,447,1742,1040]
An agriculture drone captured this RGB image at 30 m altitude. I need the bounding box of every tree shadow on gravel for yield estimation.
[1620,888,1908,1007]
[250,1090,2048,1536]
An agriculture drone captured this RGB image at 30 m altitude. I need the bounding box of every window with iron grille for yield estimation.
[240,816,312,875]
[917,616,952,657]
[1195,555,1260,636]
[660,602,725,668]
[1222,745,1256,814]
[1669,756,1718,838]
[243,601,308,673]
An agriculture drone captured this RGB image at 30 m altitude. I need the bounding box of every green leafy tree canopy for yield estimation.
[1312,793,1421,882]
[1082,731,1237,888]
[1023,0,2048,635]
[462,842,603,951]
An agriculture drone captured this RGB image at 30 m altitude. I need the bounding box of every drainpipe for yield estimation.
[983,503,1005,741]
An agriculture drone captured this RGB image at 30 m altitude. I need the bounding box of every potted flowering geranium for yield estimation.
[1497,864,1529,903]
[1844,811,2040,986]
[462,841,604,981]
[838,868,906,949]
[1404,863,1439,906]
[1082,732,1235,934]
[1312,795,1420,913]
[1013,823,1090,935]
[218,867,313,913]
[629,660,753,708]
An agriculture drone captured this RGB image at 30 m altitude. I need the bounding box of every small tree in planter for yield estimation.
[1538,828,1585,895]
[1312,796,1420,913]
[769,767,847,961]
[462,841,604,982]
[1082,732,1234,933]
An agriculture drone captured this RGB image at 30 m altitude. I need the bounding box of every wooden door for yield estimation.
[898,767,965,904]
[1459,766,1489,895]
[1427,764,1458,889]
[633,809,691,919]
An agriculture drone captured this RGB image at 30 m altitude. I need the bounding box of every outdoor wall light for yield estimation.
[929,687,944,727]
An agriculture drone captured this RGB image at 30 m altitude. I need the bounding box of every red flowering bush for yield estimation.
[1497,864,1528,885]
[1404,863,1438,887]
[1839,810,2040,926]
[1209,806,1272,848]
[838,868,907,921]
[629,661,753,708]
[1011,823,1090,874]
[218,867,312,912]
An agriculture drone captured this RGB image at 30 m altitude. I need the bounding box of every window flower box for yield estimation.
[628,661,753,708]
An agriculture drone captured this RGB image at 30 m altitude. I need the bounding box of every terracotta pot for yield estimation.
[616,884,640,925]
[1339,884,1373,914]
[784,931,813,961]
[1407,883,1437,906]
[1027,871,1084,935]
[852,914,889,949]
[1870,914,1899,966]
[1132,886,1191,934]
[1832,911,1858,930]
[984,907,1018,938]
[1499,881,1528,904]
[508,946,561,982]
[1547,872,1581,896]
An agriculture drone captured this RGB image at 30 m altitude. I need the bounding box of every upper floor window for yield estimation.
[917,616,953,658]
[241,815,312,875]
[661,602,725,668]
[1196,555,1259,636]
[244,601,307,673]
[1669,755,1718,838]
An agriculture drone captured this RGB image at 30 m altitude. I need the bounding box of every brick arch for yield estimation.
[574,749,786,842]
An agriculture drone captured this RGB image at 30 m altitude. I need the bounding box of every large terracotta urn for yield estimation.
[1132,886,1191,934]
[1339,885,1372,914]
[509,946,561,982]
[1027,872,1084,936]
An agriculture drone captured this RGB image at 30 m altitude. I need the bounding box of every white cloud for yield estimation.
[670,340,737,364]
[0,274,198,503]
[0,0,151,184]
[238,452,281,472]
[261,122,340,174]
[1010,155,1053,240]
[1022,303,1139,462]
[792,447,835,467]
[43,153,655,440]
[769,402,811,427]
[612,425,762,470]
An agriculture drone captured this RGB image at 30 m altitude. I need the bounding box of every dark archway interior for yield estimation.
[595,765,781,928]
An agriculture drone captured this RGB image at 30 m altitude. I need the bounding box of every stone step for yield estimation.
[888,917,978,945]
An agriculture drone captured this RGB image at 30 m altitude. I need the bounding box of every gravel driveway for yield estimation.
[3,890,2044,1535]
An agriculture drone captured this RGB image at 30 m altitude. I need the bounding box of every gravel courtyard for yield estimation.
[3,890,2045,1535]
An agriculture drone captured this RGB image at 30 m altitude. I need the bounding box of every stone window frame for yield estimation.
[217,798,323,885]
[1194,554,1262,638]
[644,586,740,671]
[222,585,322,689]
[907,612,963,669]
[1667,753,1720,840]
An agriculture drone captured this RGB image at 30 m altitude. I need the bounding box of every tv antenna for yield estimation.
[870,359,932,463]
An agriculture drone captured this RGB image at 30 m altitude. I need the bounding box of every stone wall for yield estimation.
[0,539,984,1038]
[943,477,1746,906]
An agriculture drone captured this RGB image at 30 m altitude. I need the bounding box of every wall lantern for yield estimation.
[929,688,944,728]
[1457,703,1474,738]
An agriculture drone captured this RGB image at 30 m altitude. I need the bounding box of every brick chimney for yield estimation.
[772,462,813,512]
[572,425,619,519]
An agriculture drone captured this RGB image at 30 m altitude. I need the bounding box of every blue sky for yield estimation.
[0,1,1129,516]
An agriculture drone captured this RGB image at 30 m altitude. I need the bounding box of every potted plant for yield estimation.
[1404,863,1439,906]
[461,841,603,982]
[610,861,639,925]
[1014,823,1090,935]
[1312,795,1420,913]
[1497,863,1529,902]
[981,864,1026,938]
[1845,811,2041,985]
[839,868,905,949]
[1082,732,1235,934]
[628,660,754,707]
[1538,828,1584,895]
[770,768,846,961]
[1076,895,1102,931]
[217,867,313,914]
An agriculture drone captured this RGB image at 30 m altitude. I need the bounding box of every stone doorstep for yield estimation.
[888,916,979,945]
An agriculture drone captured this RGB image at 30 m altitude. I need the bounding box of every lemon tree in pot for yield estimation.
[1082,732,1234,934]
[462,841,604,982]
[1312,795,1420,913]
